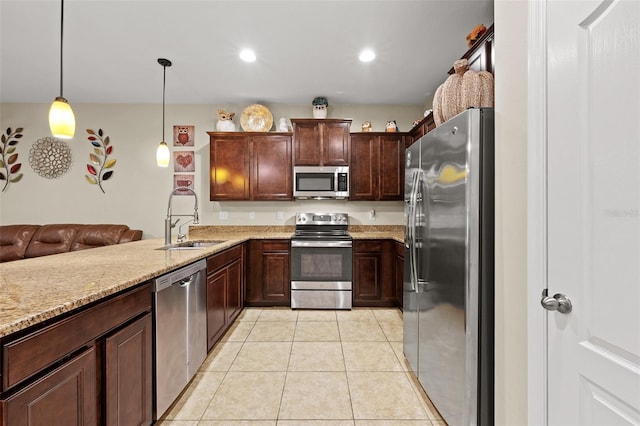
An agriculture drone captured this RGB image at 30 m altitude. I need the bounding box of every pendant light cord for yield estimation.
[162,63,166,141]
[59,0,64,97]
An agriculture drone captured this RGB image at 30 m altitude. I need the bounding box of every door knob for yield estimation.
[541,292,572,314]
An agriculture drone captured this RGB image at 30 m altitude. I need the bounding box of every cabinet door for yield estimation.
[2,347,97,426]
[206,269,227,349]
[246,240,290,306]
[105,314,152,426]
[209,135,250,200]
[379,135,405,200]
[292,121,322,165]
[251,135,292,200]
[225,259,243,324]
[353,251,382,304]
[322,121,350,166]
[262,241,290,303]
[394,242,404,308]
[349,134,378,200]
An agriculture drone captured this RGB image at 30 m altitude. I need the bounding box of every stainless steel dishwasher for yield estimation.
[152,259,207,420]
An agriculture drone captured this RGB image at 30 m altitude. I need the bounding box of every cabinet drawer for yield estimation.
[262,241,289,252]
[354,240,382,252]
[207,244,242,272]
[2,283,151,391]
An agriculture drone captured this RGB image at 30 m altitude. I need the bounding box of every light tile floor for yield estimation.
[157,307,445,425]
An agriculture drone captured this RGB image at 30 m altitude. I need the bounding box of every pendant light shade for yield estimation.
[156,58,172,167]
[49,97,75,139]
[49,0,75,139]
[156,141,170,167]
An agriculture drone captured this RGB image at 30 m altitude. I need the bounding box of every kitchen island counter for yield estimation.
[0,225,403,338]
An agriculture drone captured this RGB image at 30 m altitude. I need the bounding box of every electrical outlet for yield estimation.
[369,210,376,221]
[249,212,255,219]
[219,211,228,220]
[276,211,284,220]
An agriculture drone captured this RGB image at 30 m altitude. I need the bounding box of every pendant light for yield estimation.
[49,0,75,139]
[156,58,172,167]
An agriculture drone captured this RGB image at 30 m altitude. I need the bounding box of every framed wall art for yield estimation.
[173,125,194,147]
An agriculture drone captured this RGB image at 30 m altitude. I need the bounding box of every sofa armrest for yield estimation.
[0,225,41,262]
[119,229,143,243]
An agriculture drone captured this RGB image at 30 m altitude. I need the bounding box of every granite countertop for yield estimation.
[0,225,404,338]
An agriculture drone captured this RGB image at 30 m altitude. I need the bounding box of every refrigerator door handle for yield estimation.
[410,171,422,293]
[406,170,419,292]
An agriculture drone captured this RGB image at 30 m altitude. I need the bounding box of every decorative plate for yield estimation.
[240,104,273,132]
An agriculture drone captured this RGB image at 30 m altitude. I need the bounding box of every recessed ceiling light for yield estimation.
[239,49,256,63]
[359,49,375,62]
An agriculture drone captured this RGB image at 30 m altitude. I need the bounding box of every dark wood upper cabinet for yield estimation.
[209,134,250,200]
[410,24,494,145]
[449,23,495,76]
[350,133,405,201]
[208,132,292,201]
[408,112,436,146]
[291,119,351,166]
[251,134,292,200]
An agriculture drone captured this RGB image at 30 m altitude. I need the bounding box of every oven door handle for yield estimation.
[291,240,353,248]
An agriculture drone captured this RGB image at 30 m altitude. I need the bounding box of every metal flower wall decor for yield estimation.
[0,127,24,192]
[29,137,72,179]
[85,128,116,193]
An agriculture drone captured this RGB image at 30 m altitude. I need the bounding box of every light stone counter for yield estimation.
[0,225,403,338]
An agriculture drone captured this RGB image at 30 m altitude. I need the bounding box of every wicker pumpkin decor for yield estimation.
[432,59,494,127]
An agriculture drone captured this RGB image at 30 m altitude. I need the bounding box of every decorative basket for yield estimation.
[432,59,494,127]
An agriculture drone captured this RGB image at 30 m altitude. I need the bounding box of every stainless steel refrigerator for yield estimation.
[404,108,494,426]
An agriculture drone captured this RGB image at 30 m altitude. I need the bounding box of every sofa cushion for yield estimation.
[24,224,81,259]
[0,225,40,262]
[70,224,130,251]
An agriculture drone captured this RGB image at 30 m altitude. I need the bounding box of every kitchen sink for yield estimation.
[157,240,225,250]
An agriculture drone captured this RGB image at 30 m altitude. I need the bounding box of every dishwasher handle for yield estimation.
[174,276,194,288]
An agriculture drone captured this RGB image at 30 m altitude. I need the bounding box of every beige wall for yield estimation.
[494,0,529,425]
[0,102,420,238]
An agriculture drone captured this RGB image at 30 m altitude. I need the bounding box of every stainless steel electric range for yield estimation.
[290,212,353,310]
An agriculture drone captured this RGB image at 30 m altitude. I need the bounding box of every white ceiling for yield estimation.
[0,0,493,106]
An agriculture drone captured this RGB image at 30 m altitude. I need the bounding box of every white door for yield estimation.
[546,0,640,424]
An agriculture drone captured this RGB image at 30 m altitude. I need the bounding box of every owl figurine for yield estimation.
[216,109,236,132]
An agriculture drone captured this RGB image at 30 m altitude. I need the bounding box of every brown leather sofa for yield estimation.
[0,224,143,263]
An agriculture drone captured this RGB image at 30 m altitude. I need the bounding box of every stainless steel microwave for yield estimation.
[293,166,349,199]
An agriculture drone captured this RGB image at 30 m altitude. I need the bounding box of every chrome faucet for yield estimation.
[165,187,199,245]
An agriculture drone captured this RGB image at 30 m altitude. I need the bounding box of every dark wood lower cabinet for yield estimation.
[353,239,404,307]
[246,240,290,306]
[104,313,152,426]
[207,268,228,348]
[206,244,245,350]
[1,346,97,426]
[0,283,152,426]
[394,241,405,309]
[353,240,399,307]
